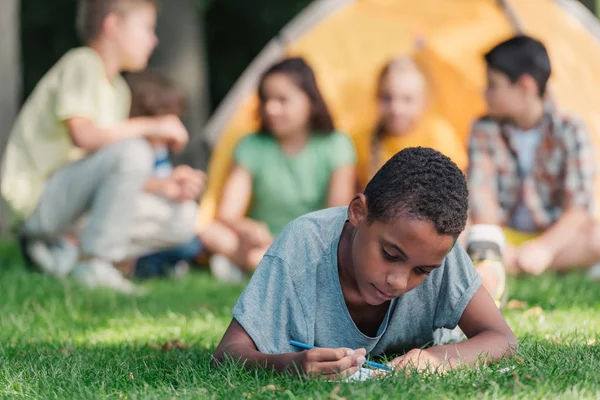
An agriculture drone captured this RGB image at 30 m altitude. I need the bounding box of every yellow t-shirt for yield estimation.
[355,116,468,189]
[1,47,131,223]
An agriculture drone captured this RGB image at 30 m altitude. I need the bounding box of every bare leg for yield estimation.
[199,221,240,257]
[548,220,600,271]
[199,221,271,272]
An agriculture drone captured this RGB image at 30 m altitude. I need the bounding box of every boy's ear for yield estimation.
[103,12,121,38]
[518,74,539,97]
[348,194,368,226]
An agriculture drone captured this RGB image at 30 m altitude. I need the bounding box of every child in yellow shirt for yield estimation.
[357,56,467,189]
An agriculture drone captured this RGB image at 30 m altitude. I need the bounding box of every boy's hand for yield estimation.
[150,115,189,152]
[516,240,555,275]
[388,348,446,374]
[292,347,367,379]
[171,165,207,201]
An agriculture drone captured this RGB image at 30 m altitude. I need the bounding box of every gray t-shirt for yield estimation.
[232,207,481,356]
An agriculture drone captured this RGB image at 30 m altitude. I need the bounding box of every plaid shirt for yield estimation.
[467,106,596,231]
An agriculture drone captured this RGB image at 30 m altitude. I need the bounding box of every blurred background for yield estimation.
[1,0,598,168]
[1,0,314,172]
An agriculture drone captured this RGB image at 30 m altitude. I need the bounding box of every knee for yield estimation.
[588,221,600,256]
[106,139,154,176]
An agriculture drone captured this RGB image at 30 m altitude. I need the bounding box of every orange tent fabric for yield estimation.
[198,0,600,229]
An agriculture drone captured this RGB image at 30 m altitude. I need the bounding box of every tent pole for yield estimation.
[497,0,524,33]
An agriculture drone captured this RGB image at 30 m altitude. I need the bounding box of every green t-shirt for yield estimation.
[234,131,356,235]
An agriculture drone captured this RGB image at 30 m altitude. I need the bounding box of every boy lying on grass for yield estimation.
[214,147,517,378]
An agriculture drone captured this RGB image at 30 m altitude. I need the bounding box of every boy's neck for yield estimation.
[512,100,545,131]
[89,40,122,80]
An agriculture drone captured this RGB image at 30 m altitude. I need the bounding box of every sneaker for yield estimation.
[71,258,143,295]
[587,263,600,280]
[19,235,78,277]
[209,255,245,283]
[467,224,508,310]
[167,260,190,279]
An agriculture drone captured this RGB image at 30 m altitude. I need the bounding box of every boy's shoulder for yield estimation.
[264,207,347,276]
[53,47,102,73]
[551,112,587,138]
[470,116,503,137]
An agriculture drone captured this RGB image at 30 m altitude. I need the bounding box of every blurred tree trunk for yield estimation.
[150,0,211,171]
[0,0,21,158]
[0,0,21,232]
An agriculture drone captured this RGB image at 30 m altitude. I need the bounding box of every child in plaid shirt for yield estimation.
[466,35,598,302]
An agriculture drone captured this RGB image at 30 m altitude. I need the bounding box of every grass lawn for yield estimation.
[1,241,599,399]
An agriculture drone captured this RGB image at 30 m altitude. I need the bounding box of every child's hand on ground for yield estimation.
[292,347,367,379]
[171,165,207,201]
[516,240,555,275]
[150,114,189,153]
[387,348,447,374]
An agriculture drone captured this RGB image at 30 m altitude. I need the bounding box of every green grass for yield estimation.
[1,241,599,399]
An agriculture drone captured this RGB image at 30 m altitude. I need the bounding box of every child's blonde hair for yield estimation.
[76,0,158,44]
[370,55,429,180]
[376,56,428,99]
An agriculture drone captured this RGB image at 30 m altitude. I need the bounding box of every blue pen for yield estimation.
[290,340,392,371]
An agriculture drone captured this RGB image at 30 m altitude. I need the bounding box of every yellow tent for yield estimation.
[197,0,600,229]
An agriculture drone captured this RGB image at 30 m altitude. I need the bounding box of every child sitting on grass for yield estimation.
[202,57,356,280]
[214,147,516,379]
[468,35,599,289]
[124,70,206,279]
[355,55,467,189]
[2,0,193,294]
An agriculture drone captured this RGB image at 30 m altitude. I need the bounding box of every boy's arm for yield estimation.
[213,319,366,377]
[67,114,188,152]
[467,122,503,225]
[389,287,517,372]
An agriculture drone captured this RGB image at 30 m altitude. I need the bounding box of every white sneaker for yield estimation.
[168,260,190,279]
[587,263,600,280]
[26,237,78,278]
[71,258,142,295]
[209,255,245,283]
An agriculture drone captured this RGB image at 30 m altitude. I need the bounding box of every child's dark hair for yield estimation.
[257,57,334,134]
[364,147,468,237]
[484,35,551,97]
[125,70,186,118]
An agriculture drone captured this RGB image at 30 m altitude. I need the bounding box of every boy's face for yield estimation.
[484,67,528,119]
[112,4,158,72]
[347,196,455,306]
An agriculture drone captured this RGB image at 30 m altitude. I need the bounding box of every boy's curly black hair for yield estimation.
[364,147,468,237]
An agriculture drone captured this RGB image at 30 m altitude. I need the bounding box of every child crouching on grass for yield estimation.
[125,70,206,279]
[214,147,516,379]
